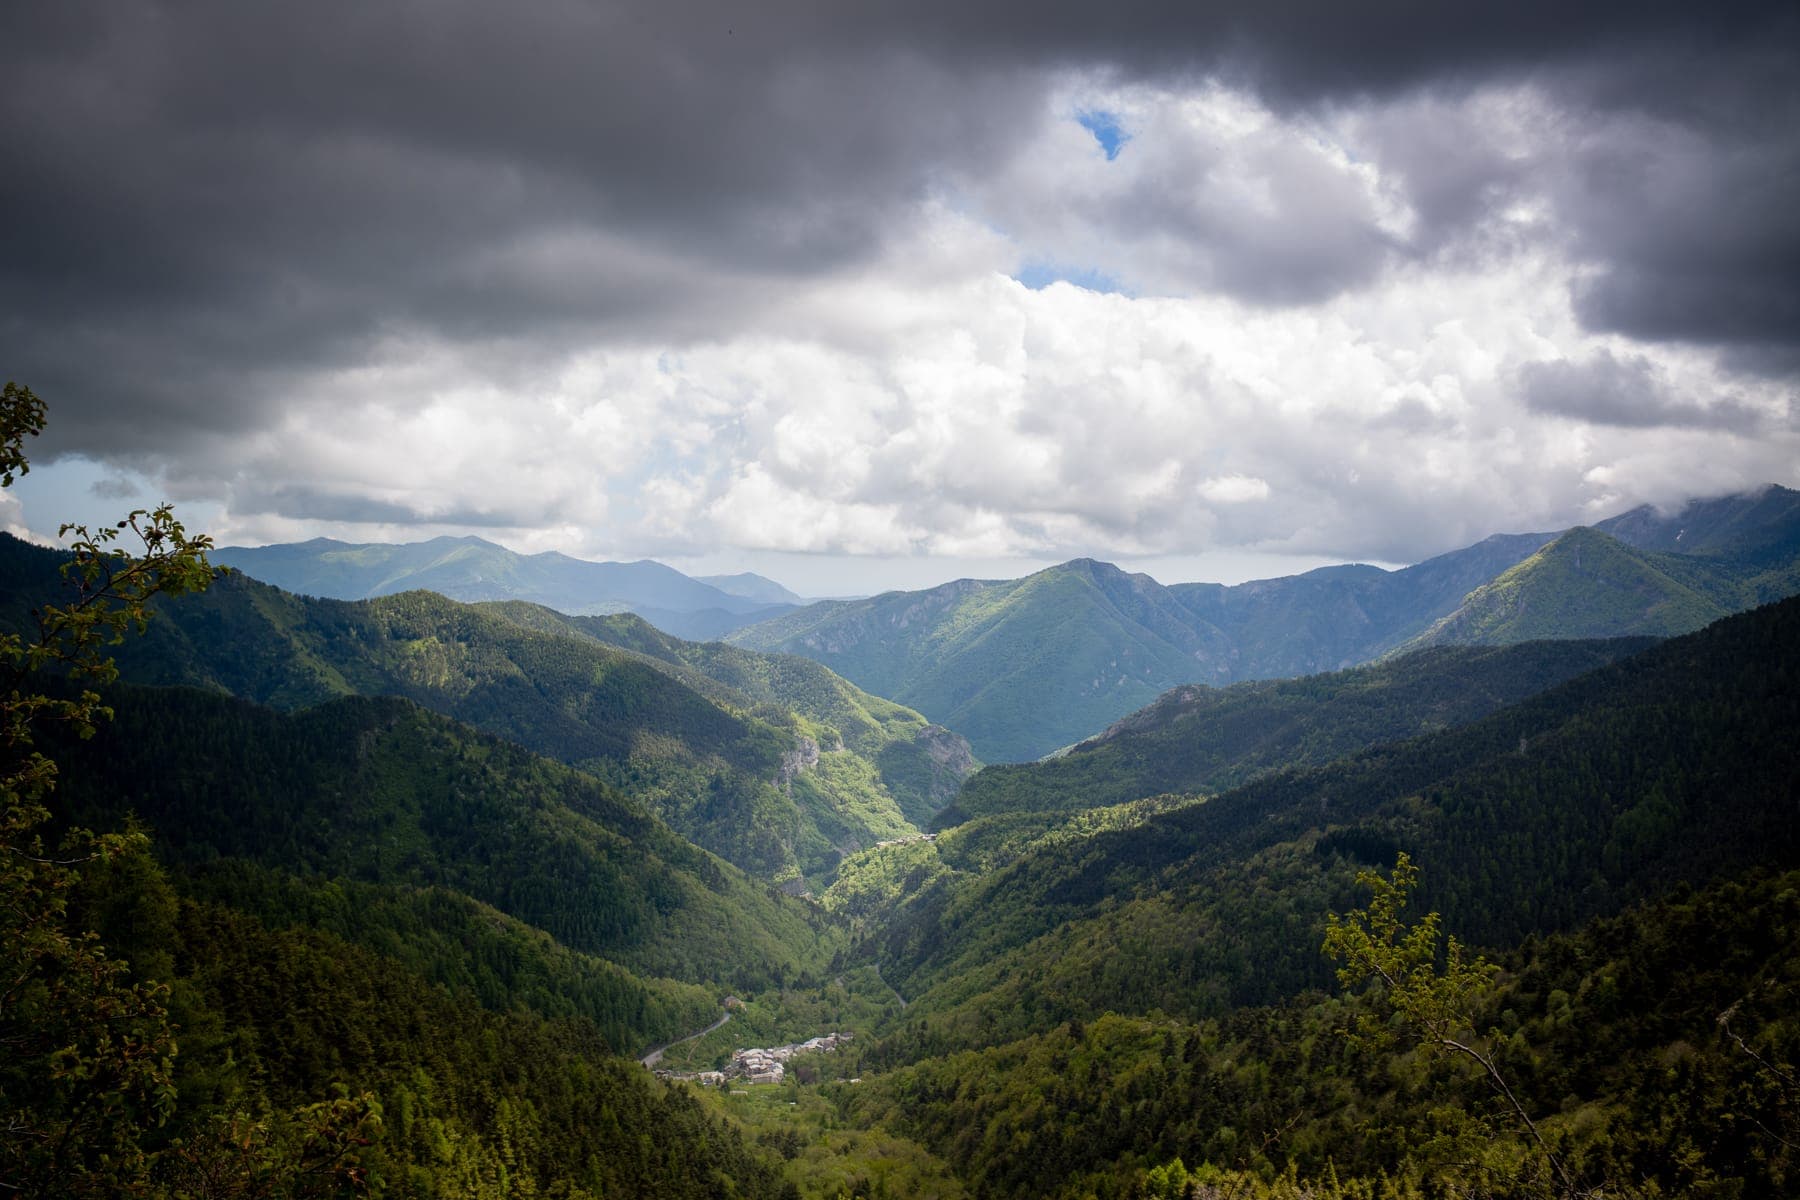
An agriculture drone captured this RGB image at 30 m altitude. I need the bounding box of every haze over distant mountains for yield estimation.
[212,535,805,640]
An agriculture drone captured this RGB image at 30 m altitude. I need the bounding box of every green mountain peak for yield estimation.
[1409,525,1736,646]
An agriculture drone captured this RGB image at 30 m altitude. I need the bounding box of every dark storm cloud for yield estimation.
[0,0,1042,454]
[1,0,1795,465]
[238,484,531,528]
[1548,42,1800,366]
[1518,350,1774,433]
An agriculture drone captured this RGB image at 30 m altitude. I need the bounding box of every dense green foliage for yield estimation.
[118,873,796,1198]
[843,867,1800,1198]
[479,604,977,828]
[943,638,1649,825]
[45,683,835,1001]
[178,860,724,1057]
[0,534,933,882]
[858,597,1800,1057]
[1,384,224,1196]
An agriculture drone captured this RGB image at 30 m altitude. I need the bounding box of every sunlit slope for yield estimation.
[477,603,977,826]
[732,559,1235,762]
[0,534,910,881]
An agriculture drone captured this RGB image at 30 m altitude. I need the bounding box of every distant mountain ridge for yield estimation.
[730,486,1800,761]
[1596,482,1800,563]
[731,558,1240,764]
[697,572,807,606]
[938,636,1655,828]
[212,534,800,638]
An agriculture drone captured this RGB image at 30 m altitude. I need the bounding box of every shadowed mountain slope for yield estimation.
[1597,482,1800,563]
[861,597,1800,1048]
[48,685,830,996]
[939,636,1652,827]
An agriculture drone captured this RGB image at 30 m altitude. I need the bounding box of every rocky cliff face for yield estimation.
[915,725,978,807]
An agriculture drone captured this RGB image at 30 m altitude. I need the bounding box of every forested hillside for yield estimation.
[855,596,1800,1053]
[48,848,800,1197]
[841,866,1800,1198]
[942,637,1650,826]
[10,419,1796,1196]
[477,604,976,826]
[0,533,953,883]
[46,685,833,998]
[19,578,1800,1197]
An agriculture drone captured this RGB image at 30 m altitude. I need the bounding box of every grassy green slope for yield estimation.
[1411,526,1743,647]
[941,637,1653,826]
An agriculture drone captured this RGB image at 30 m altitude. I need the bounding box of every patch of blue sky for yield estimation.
[1013,262,1126,294]
[1076,109,1130,160]
[6,455,225,546]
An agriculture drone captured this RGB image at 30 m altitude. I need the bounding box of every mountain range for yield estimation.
[208,487,1800,764]
[17,515,1800,1195]
[860,594,1800,1049]
[212,534,804,639]
[14,445,1800,1197]
[731,485,1800,760]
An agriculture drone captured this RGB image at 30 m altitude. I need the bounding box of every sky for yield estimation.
[2,1,1796,596]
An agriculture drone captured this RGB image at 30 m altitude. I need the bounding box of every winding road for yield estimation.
[640,1008,733,1068]
[870,961,908,1010]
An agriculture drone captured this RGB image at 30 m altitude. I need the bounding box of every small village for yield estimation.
[657,1033,852,1088]
[871,832,936,850]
